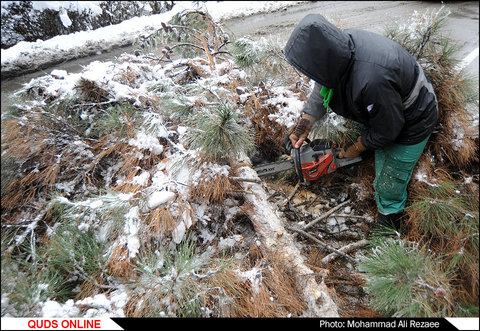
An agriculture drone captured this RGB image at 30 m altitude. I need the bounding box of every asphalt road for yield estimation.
[223,1,479,77]
[2,1,478,97]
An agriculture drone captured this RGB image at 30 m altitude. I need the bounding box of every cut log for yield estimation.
[236,155,339,317]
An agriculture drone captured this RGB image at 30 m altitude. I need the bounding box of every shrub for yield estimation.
[358,238,453,317]
[1,1,174,49]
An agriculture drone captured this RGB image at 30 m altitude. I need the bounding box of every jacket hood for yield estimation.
[284,14,355,88]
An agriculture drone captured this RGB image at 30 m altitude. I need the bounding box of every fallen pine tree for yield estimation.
[1,7,477,318]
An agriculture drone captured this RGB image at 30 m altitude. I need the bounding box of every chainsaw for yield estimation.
[253,137,362,182]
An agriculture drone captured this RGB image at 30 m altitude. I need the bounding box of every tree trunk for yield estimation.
[235,156,339,317]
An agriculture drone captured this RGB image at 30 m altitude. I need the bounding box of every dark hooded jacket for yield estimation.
[284,14,438,149]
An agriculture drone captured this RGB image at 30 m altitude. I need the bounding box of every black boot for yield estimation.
[375,212,402,232]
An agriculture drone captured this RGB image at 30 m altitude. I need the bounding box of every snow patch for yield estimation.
[124,207,140,258]
[59,8,72,28]
[41,299,79,318]
[147,191,176,209]
[128,131,164,155]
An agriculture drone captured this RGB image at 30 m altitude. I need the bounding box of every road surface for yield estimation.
[1,1,478,97]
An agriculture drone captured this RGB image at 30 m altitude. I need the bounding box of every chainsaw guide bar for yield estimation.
[253,139,362,182]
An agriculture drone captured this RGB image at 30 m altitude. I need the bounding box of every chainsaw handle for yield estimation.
[283,134,311,155]
[292,148,304,182]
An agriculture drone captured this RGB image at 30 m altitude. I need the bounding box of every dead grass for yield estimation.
[114,167,144,195]
[423,60,478,171]
[227,244,307,317]
[242,88,288,160]
[189,174,235,203]
[124,292,162,317]
[106,243,134,278]
[75,78,111,103]
[90,137,165,195]
[118,66,141,88]
[1,110,89,214]
[145,206,177,236]
[307,248,377,317]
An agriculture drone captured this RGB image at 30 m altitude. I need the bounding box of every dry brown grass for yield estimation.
[242,88,288,160]
[1,110,90,214]
[75,78,111,103]
[106,243,134,278]
[189,174,235,203]
[114,167,144,195]
[424,63,478,171]
[117,66,141,88]
[146,206,177,236]
[90,136,165,195]
[227,244,307,317]
[307,247,378,318]
[123,292,161,317]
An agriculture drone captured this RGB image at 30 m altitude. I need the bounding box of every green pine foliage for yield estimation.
[51,192,131,243]
[1,229,76,316]
[93,103,137,138]
[311,111,365,147]
[46,222,107,285]
[1,192,130,314]
[228,35,292,86]
[161,95,196,121]
[358,238,453,317]
[184,102,255,163]
[384,7,450,61]
[1,256,74,316]
[129,236,237,317]
[230,37,267,68]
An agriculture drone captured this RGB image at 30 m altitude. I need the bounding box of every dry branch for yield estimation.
[320,239,369,264]
[286,226,356,263]
[303,200,351,230]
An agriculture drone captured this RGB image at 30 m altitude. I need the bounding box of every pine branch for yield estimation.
[303,200,351,230]
[286,225,356,263]
[320,239,369,264]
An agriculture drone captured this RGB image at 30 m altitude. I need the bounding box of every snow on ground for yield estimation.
[1,2,312,318]
[1,1,303,76]
[2,1,478,319]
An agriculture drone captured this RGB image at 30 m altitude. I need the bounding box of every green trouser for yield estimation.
[374,135,430,215]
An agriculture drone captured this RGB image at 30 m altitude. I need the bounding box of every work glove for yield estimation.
[283,133,293,154]
[289,113,316,149]
[338,135,366,159]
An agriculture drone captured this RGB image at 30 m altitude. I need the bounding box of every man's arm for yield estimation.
[303,82,327,120]
[289,83,327,148]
